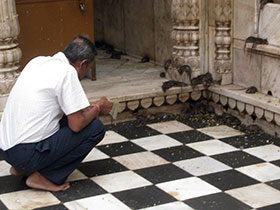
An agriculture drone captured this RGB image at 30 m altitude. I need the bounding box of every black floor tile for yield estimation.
[257,203,280,210]
[78,158,128,177]
[52,179,107,202]
[0,201,8,210]
[97,141,145,157]
[271,160,280,167]
[167,130,213,144]
[113,185,176,209]
[220,133,277,149]
[34,204,69,210]
[211,151,265,168]
[153,145,204,162]
[266,179,280,191]
[0,150,4,161]
[178,113,221,129]
[200,170,260,191]
[110,122,161,139]
[0,175,28,194]
[184,192,252,210]
[135,164,192,184]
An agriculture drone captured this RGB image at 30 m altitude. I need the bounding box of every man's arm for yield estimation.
[67,97,112,132]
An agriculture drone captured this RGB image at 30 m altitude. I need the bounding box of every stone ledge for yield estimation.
[209,84,280,125]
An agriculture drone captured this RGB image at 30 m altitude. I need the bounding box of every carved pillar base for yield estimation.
[0,0,21,111]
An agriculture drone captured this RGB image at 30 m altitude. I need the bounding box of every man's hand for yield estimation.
[95,97,113,115]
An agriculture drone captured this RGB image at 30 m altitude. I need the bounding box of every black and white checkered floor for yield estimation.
[0,113,280,210]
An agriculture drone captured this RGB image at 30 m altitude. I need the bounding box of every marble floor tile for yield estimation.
[98,130,129,146]
[244,144,280,161]
[135,164,192,184]
[113,151,169,170]
[174,156,232,176]
[131,135,182,151]
[140,201,193,210]
[0,161,11,177]
[113,185,176,209]
[186,139,239,156]
[211,150,265,168]
[226,183,280,209]
[82,148,109,163]
[156,177,221,201]
[147,121,193,134]
[0,189,60,210]
[184,192,252,210]
[198,125,244,139]
[66,170,87,182]
[236,162,280,182]
[64,194,131,210]
[91,171,152,193]
[97,141,145,157]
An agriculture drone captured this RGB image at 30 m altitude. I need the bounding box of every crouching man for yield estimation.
[0,35,112,192]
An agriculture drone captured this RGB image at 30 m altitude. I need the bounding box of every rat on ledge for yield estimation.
[244,36,268,50]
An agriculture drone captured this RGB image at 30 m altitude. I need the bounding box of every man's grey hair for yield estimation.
[63,35,97,65]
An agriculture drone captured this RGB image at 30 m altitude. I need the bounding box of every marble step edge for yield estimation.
[89,84,206,113]
[209,84,280,125]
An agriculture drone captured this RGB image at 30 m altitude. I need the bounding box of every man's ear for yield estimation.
[80,59,88,68]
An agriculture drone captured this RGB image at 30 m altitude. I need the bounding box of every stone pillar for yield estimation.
[170,0,200,84]
[0,0,21,110]
[214,0,232,85]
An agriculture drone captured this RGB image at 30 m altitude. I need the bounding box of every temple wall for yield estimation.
[94,0,173,65]
[231,0,280,98]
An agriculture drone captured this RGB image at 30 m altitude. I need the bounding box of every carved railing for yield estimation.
[0,0,21,97]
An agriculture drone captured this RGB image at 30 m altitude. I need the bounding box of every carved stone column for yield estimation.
[170,0,200,84]
[0,0,21,110]
[214,0,232,85]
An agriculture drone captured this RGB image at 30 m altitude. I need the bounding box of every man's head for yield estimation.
[63,35,97,80]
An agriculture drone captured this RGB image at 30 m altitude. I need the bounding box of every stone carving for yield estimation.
[214,0,232,83]
[170,0,200,83]
[0,0,21,96]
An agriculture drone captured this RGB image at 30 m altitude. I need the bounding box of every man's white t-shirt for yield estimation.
[0,52,90,151]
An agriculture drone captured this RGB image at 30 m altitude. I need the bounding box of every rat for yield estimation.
[246,86,258,94]
[244,36,268,50]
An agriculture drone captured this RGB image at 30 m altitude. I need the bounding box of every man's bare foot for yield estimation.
[10,167,30,176]
[26,171,70,192]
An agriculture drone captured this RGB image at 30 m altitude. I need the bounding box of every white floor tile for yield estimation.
[82,148,109,163]
[0,160,11,177]
[113,151,169,170]
[244,144,280,161]
[156,177,221,201]
[98,130,128,146]
[132,135,182,151]
[186,139,238,156]
[226,183,280,209]
[64,194,131,210]
[91,171,151,193]
[0,189,60,210]
[174,156,232,176]
[198,125,244,139]
[140,201,193,210]
[147,121,193,134]
[66,169,87,182]
[236,162,280,182]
